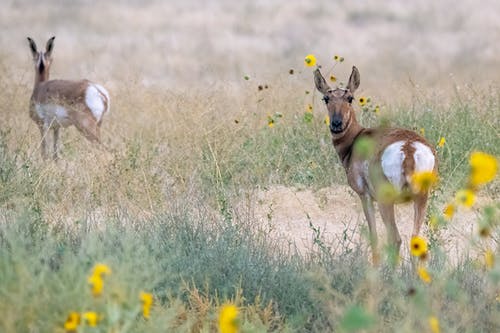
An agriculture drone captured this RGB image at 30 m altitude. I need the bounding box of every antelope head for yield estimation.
[314,66,360,136]
[27,36,55,82]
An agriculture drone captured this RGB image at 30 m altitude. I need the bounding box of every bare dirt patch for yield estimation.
[252,185,494,262]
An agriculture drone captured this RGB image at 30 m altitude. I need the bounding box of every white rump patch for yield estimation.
[412,142,435,172]
[85,84,110,122]
[381,141,406,190]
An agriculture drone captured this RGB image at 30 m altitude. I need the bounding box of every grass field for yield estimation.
[1,0,500,332]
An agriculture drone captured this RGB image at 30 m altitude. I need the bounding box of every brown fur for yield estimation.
[27,36,109,160]
[314,67,437,264]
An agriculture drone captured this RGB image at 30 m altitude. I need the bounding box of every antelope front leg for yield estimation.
[38,124,49,160]
[360,194,379,264]
[52,126,60,160]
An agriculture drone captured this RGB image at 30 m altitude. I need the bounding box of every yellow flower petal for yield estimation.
[455,189,476,208]
[64,312,81,331]
[92,263,112,277]
[87,274,104,297]
[410,236,428,258]
[304,54,316,67]
[443,203,455,220]
[417,266,432,283]
[82,312,100,327]
[485,249,495,269]
[469,151,498,187]
[219,304,239,333]
[411,171,438,194]
[140,292,154,319]
[429,316,440,333]
[358,97,367,106]
[437,137,446,148]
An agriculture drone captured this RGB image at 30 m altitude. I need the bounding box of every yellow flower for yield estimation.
[420,128,425,136]
[411,171,438,194]
[304,54,316,67]
[373,105,380,114]
[485,249,495,269]
[87,273,104,297]
[267,117,275,128]
[324,115,330,125]
[358,97,367,106]
[429,316,440,333]
[417,266,432,283]
[437,137,446,148]
[92,263,111,277]
[410,236,428,258]
[455,189,476,208]
[329,75,337,82]
[469,151,498,187]
[140,292,154,319]
[64,312,81,332]
[82,312,100,327]
[306,104,313,113]
[333,55,344,62]
[219,303,239,333]
[443,203,455,220]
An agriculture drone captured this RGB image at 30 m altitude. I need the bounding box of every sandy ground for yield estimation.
[251,185,494,262]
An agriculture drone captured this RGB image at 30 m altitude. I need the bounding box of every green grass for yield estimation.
[1,195,499,332]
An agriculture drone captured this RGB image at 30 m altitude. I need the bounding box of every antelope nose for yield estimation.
[330,117,343,133]
[332,118,342,127]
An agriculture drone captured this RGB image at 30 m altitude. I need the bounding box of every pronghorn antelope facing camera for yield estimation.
[314,66,437,264]
[27,36,110,160]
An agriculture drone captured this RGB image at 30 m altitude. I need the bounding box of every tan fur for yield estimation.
[27,36,110,160]
[314,67,437,264]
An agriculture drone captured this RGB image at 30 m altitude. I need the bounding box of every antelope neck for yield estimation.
[332,121,364,167]
[35,69,49,85]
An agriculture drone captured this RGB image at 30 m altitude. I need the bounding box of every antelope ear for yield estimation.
[314,68,330,95]
[27,37,38,58]
[346,66,360,93]
[45,36,55,57]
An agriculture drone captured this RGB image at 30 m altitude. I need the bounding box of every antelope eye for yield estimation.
[322,95,330,104]
[347,96,354,103]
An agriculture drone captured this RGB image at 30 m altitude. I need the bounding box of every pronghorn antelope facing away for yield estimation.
[314,66,437,264]
[27,36,110,160]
